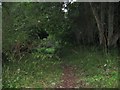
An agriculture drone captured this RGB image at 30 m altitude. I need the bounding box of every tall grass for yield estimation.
[61,46,118,88]
[3,56,62,88]
[2,45,119,88]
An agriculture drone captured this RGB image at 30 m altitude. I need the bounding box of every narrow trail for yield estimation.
[56,63,90,88]
[57,64,77,88]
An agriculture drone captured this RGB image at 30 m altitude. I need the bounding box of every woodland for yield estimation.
[2,2,120,88]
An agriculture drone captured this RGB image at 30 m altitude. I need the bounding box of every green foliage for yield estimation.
[30,36,61,61]
[3,46,118,88]
[32,47,55,60]
[2,2,72,62]
[3,56,62,88]
[61,46,118,88]
[2,2,119,88]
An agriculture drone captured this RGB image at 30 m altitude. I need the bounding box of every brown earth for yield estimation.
[56,64,91,88]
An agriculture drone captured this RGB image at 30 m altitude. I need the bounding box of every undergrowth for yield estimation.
[2,46,119,88]
[3,56,62,88]
[61,46,119,88]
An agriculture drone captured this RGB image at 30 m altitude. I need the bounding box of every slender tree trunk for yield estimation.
[107,3,120,47]
[74,28,81,45]
[101,2,108,52]
[108,2,114,47]
[90,2,120,49]
[90,3,105,46]
[110,32,120,46]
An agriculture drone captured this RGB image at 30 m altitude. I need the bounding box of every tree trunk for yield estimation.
[74,28,81,45]
[110,32,120,47]
[108,3,114,47]
[90,3,105,46]
[101,2,108,52]
[90,2,120,49]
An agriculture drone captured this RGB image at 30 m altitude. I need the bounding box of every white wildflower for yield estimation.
[104,64,107,67]
[38,20,40,23]
[51,82,55,85]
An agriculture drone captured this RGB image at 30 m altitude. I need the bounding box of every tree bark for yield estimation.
[101,2,108,52]
[110,32,120,47]
[90,2,120,49]
[90,2,105,45]
[108,3,114,47]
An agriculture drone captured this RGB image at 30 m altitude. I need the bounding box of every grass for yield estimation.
[61,46,119,88]
[3,46,119,88]
[3,55,62,88]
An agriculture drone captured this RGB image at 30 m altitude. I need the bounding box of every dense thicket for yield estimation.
[2,2,120,62]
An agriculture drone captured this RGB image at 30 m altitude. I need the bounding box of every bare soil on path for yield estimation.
[56,64,89,88]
